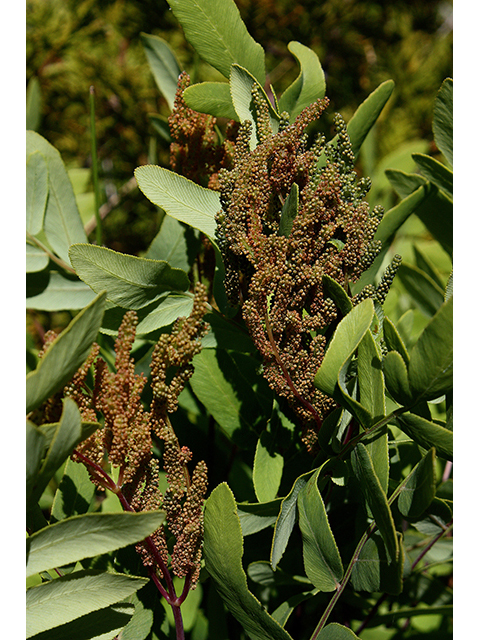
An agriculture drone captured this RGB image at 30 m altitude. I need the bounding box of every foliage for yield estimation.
[26,1,452,639]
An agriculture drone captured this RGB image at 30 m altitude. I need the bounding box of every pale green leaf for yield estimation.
[26,570,148,638]
[297,469,343,591]
[141,33,181,111]
[144,213,200,272]
[383,316,409,363]
[135,165,220,241]
[433,78,453,167]
[26,242,49,273]
[278,41,326,121]
[166,0,266,84]
[51,457,96,522]
[26,270,97,311]
[26,292,106,413]
[408,296,453,401]
[253,431,284,503]
[184,81,238,120]
[26,150,48,234]
[385,168,427,199]
[26,77,42,131]
[69,244,189,310]
[203,483,293,640]
[27,511,165,577]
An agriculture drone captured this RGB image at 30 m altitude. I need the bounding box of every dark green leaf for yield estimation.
[69,244,189,310]
[396,413,452,461]
[237,499,282,536]
[385,168,427,199]
[415,185,453,256]
[51,457,96,522]
[140,33,181,111]
[297,469,344,591]
[397,262,445,317]
[433,78,453,167]
[26,421,46,507]
[408,296,453,401]
[26,570,148,638]
[166,0,266,84]
[203,483,294,640]
[184,81,238,120]
[383,316,409,363]
[279,183,299,237]
[253,431,284,502]
[278,41,326,121]
[398,448,436,519]
[317,623,361,639]
[26,291,106,413]
[412,153,453,198]
[350,531,403,595]
[383,350,413,406]
[351,443,399,562]
[357,329,386,427]
[322,275,353,316]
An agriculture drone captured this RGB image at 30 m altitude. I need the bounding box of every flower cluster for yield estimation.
[215,94,386,446]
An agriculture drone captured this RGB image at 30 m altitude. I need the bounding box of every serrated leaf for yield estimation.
[278,41,326,121]
[27,511,165,577]
[433,78,453,167]
[203,483,293,640]
[351,443,399,562]
[270,470,315,570]
[166,0,265,84]
[396,413,452,461]
[183,81,238,120]
[69,244,189,310]
[408,296,453,401]
[314,299,374,398]
[26,291,106,413]
[26,150,49,234]
[26,570,148,638]
[26,270,97,311]
[297,469,343,591]
[279,183,299,237]
[135,165,220,241]
[412,153,453,198]
[253,431,284,502]
[141,33,181,111]
[398,448,436,519]
[383,350,413,406]
[26,131,87,265]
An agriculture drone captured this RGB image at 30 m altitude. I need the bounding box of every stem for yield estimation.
[89,86,102,246]
[26,232,76,274]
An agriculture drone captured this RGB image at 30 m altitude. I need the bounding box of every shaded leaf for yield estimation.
[397,262,445,317]
[203,483,293,640]
[433,78,453,166]
[317,623,361,639]
[166,0,265,84]
[184,81,238,120]
[253,431,284,502]
[26,291,106,413]
[412,152,453,198]
[27,511,165,578]
[398,448,436,519]
[322,274,353,316]
[145,213,200,272]
[396,413,452,461]
[350,531,403,595]
[26,421,46,507]
[51,457,96,522]
[26,570,148,638]
[357,329,386,427]
[237,499,282,536]
[279,183,299,237]
[26,150,48,235]
[385,168,427,199]
[26,242,49,273]
[383,350,413,407]
[135,165,220,241]
[351,443,399,562]
[69,244,189,310]
[141,33,181,111]
[297,469,344,591]
[26,270,97,311]
[383,316,410,363]
[278,41,326,121]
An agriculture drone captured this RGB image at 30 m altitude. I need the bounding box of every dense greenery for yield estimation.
[26,1,452,639]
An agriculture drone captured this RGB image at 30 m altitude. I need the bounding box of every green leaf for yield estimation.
[322,275,353,316]
[357,329,386,427]
[350,531,403,595]
[314,299,374,398]
[237,499,282,536]
[412,153,453,198]
[183,81,238,120]
[433,78,453,167]
[26,421,46,507]
[145,214,201,273]
[385,168,427,199]
[27,511,165,578]
[317,623,361,640]
[203,483,293,640]
[279,183,299,237]
[348,80,395,160]
[396,413,452,461]
[414,184,453,257]
[26,131,88,265]
[408,296,453,401]
[140,33,182,111]
[382,350,413,406]
[297,469,344,591]
[397,262,445,318]
[26,242,49,273]
[270,470,315,570]
[135,165,220,241]
[253,431,284,502]
[148,113,172,142]
[278,41,326,121]
[27,603,134,640]
[26,270,97,311]
[383,316,410,363]
[27,76,42,131]
[26,570,148,638]
[26,150,49,235]
[69,244,189,310]
[190,348,269,446]
[351,443,399,562]
[26,291,106,413]
[166,0,266,84]
[201,312,256,352]
[51,458,96,522]
[398,448,436,519]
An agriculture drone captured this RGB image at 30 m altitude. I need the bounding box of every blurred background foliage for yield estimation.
[26,0,452,254]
